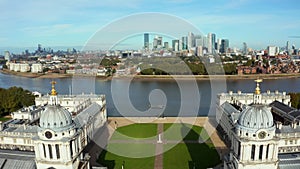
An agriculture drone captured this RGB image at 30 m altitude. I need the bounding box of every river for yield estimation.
[0,73,299,117]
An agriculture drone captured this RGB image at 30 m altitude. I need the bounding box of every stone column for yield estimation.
[38,143,43,159]
[262,145,267,161]
[45,144,50,160]
[273,144,278,160]
[52,144,57,160]
[66,144,71,161]
[72,140,76,156]
[267,144,272,160]
[240,145,244,161]
[255,145,259,160]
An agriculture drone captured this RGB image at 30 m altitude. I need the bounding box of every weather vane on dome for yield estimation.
[254,78,263,95]
[50,80,57,96]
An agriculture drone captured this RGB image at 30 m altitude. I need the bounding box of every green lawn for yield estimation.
[163,123,209,141]
[99,143,155,169]
[110,123,157,140]
[99,123,220,169]
[163,143,221,169]
[0,117,10,122]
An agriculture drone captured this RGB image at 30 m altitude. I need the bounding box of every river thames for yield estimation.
[0,73,299,117]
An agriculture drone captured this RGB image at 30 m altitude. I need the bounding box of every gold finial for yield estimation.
[254,79,263,95]
[50,80,57,96]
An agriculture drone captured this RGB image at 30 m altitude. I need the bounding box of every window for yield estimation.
[266,144,269,159]
[48,144,53,159]
[259,145,263,160]
[55,144,60,159]
[43,144,46,158]
[251,145,255,160]
[237,142,241,159]
[70,141,73,157]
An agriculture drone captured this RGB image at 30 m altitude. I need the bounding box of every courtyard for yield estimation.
[98,122,221,169]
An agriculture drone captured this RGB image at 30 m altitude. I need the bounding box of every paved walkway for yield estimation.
[154,123,164,169]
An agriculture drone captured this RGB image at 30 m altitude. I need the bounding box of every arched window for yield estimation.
[251,145,255,160]
[48,144,53,159]
[43,144,46,158]
[259,145,263,160]
[237,142,241,159]
[266,144,269,159]
[55,144,60,159]
[70,141,73,157]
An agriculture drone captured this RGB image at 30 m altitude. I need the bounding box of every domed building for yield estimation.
[0,81,107,169]
[216,79,300,169]
[227,104,279,169]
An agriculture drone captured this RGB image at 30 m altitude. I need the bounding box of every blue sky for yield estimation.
[1,0,300,53]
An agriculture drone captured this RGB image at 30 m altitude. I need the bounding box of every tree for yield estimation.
[289,93,300,109]
[0,87,35,116]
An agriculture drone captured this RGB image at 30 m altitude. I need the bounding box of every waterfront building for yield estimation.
[4,51,11,62]
[0,81,107,169]
[216,79,300,169]
[9,63,30,72]
[31,63,43,73]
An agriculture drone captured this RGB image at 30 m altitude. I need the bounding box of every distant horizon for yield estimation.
[1,0,300,54]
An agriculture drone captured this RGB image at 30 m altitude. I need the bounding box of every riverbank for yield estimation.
[1,69,300,80]
[0,69,72,78]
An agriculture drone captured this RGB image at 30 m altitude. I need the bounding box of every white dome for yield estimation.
[238,105,274,129]
[40,105,73,130]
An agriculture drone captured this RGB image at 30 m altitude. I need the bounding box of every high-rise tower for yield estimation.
[144,33,149,50]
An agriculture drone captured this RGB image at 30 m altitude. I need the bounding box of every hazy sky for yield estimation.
[1,0,300,52]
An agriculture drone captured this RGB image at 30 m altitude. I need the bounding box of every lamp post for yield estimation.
[121,160,125,169]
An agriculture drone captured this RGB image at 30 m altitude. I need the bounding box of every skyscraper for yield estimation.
[207,33,216,54]
[164,42,169,49]
[207,33,212,54]
[172,40,180,51]
[194,35,203,47]
[144,33,149,49]
[182,36,188,50]
[216,39,222,53]
[153,36,162,49]
[243,42,248,55]
[187,32,195,49]
[211,33,216,54]
[220,39,229,53]
[286,41,290,52]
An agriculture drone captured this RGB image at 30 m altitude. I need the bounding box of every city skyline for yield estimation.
[1,0,300,53]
